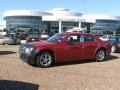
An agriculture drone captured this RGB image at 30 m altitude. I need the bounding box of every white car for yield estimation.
[99,35,111,41]
[40,33,49,40]
[0,35,20,45]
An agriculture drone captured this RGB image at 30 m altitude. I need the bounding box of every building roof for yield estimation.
[3,10,52,17]
[3,8,120,22]
[81,14,120,21]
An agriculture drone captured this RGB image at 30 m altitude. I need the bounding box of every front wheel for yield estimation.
[95,49,105,61]
[36,52,54,68]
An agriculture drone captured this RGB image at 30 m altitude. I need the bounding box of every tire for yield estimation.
[36,52,54,68]
[111,45,117,53]
[95,49,105,61]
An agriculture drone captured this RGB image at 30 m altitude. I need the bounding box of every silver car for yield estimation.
[0,34,20,45]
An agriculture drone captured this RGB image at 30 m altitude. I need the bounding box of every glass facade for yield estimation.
[91,19,120,35]
[45,21,79,33]
[4,16,120,36]
[4,16,79,35]
[4,16,46,34]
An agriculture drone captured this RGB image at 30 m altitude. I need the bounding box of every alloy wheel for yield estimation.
[95,50,105,61]
[36,52,53,67]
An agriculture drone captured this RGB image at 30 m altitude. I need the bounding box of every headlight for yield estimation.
[24,47,34,54]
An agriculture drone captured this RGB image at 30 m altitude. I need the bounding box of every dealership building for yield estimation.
[2,8,120,35]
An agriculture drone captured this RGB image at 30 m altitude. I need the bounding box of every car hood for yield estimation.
[28,41,55,47]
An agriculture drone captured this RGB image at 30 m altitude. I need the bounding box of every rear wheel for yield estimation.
[36,52,54,68]
[95,49,105,61]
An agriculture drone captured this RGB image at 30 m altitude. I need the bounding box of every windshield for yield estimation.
[47,33,66,42]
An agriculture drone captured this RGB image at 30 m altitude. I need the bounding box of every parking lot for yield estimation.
[0,45,120,90]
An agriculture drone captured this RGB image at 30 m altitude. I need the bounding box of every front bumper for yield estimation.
[19,44,37,65]
[19,53,35,65]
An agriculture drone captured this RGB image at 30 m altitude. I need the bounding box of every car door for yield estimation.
[82,35,98,60]
[61,35,83,61]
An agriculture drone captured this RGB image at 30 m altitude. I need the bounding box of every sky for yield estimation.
[0,0,120,20]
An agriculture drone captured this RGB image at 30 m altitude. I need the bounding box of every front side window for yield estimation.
[67,35,80,42]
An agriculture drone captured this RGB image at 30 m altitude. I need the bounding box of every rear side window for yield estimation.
[83,36,95,42]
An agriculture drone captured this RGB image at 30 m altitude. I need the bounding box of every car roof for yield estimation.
[61,32,96,36]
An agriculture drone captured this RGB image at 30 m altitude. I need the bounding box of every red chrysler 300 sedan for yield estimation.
[19,32,111,68]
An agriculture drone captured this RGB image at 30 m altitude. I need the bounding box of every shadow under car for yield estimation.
[50,55,119,68]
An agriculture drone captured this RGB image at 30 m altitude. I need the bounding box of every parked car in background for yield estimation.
[26,34,41,43]
[99,35,120,53]
[0,34,20,45]
[109,36,120,53]
[100,35,112,41]
[100,35,120,41]
[16,32,28,40]
[111,41,120,53]
[40,33,49,40]
[19,32,111,68]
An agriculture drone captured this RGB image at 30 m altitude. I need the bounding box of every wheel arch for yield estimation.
[35,49,56,63]
[95,47,107,56]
